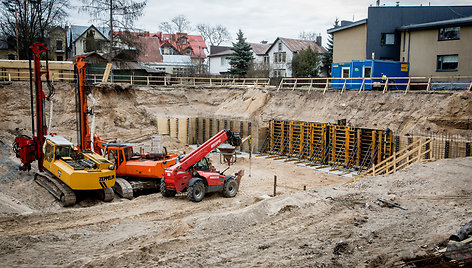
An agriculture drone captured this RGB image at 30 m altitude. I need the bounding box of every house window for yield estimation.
[263,55,269,64]
[438,27,460,41]
[274,69,285,77]
[221,57,227,66]
[342,67,350,78]
[437,54,458,71]
[56,56,63,61]
[181,37,187,44]
[274,52,286,63]
[363,66,371,78]
[278,42,282,51]
[381,33,395,45]
[56,40,63,51]
[186,49,191,55]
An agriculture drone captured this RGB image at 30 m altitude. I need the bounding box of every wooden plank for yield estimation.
[102,63,113,83]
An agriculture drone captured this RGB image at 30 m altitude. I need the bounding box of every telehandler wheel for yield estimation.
[187,181,205,202]
[160,179,176,197]
[223,178,238,198]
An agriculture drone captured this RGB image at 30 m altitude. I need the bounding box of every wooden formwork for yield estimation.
[261,119,394,171]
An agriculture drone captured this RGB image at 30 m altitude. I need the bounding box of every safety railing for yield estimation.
[86,74,270,87]
[277,76,472,93]
[1,67,471,92]
[0,70,75,82]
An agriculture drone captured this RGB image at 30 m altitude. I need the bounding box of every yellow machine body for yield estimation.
[42,135,116,190]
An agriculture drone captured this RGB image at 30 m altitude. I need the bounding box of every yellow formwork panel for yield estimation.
[177,118,188,144]
[157,118,170,136]
[169,118,178,138]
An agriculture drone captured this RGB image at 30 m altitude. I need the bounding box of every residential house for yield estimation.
[128,32,194,75]
[67,25,110,59]
[207,42,271,75]
[0,38,15,60]
[207,46,232,75]
[47,26,67,61]
[328,5,472,77]
[160,33,207,68]
[266,37,326,77]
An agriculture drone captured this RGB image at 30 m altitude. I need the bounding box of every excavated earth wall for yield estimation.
[1,82,472,144]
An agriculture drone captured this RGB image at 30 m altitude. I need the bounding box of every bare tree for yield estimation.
[196,24,230,46]
[159,15,192,34]
[298,31,319,41]
[0,0,70,59]
[80,0,147,54]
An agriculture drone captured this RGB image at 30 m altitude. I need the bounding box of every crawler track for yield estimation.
[113,178,134,199]
[34,171,76,207]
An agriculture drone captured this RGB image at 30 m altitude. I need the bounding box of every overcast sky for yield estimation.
[69,0,472,47]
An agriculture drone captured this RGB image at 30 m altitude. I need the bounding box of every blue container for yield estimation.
[331,62,351,89]
[331,60,409,90]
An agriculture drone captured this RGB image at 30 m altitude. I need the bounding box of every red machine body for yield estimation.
[74,56,92,151]
[162,129,243,202]
[12,43,50,171]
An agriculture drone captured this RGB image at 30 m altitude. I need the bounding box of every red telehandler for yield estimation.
[74,57,178,199]
[161,129,243,202]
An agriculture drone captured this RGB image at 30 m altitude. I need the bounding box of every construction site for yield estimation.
[0,46,471,267]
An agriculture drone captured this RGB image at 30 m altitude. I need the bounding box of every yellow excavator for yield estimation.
[12,43,116,206]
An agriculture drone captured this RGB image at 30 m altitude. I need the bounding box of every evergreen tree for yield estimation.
[291,47,320,77]
[228,29,254,77]
[322,18,339,76]
[85,30,97,52]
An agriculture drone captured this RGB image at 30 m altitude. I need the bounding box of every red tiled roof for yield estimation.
[135,36,163,63]
[161,33,207,59]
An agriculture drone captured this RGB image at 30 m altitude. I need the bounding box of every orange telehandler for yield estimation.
[74,57,178,199]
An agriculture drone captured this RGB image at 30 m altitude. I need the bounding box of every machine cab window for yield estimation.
[194,157,210,171]
[45,143,53,162]
[54,146,70,160]
[107,149,118,164]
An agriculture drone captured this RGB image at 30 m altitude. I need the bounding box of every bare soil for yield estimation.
[0,82,471,267]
